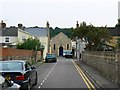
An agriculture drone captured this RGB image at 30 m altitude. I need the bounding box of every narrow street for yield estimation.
[32,57,97,89]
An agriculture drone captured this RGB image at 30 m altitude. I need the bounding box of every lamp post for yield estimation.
[78,39,81,61]
[40,45,45,60]
[79,41,80,61]
[76,37,78,58]
[35,46,38,62]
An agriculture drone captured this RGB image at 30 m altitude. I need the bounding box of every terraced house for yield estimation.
[0,21,35,48]
[24,22,50,59]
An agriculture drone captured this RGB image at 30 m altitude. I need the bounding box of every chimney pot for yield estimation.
[0,20,6,29]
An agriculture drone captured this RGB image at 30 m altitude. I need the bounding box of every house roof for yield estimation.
[107,27,120,36]
[0,27,18,36]
[24,27,48,37]
[51,32,71,41]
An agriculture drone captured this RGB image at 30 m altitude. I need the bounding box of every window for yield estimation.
[5,38,9,42]
[67,44,69,50]
[0,62,23,71]
[53,44,56,50]
[22,38,26,42]
[25,63,31,70]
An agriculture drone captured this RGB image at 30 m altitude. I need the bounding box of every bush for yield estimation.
[37,57,42,62]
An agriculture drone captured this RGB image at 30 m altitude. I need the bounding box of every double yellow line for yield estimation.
[72,61,96,90]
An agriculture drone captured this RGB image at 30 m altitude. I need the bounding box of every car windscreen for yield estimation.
[46,54,55,58]
[66,51,72,54]
[0,62,23,71]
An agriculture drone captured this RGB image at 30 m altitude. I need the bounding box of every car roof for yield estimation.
[47,53,55,55]
[0,60,27,63]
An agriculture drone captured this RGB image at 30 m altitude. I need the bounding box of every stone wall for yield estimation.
[82,51,120,86]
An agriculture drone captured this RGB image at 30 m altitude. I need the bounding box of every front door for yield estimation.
[59,47,63,56]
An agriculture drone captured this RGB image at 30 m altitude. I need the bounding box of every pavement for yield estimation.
[34,61,44,68]
[75,59,119,89]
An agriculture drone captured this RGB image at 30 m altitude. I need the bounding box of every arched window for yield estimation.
[67,44,69,50]
[53,44,56,50]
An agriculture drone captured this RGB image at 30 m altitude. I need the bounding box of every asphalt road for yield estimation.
[32,57,96,89]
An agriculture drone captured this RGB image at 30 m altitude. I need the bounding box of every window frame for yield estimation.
[5,37,9,42]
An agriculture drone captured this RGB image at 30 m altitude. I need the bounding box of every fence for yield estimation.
[82,51,120,86]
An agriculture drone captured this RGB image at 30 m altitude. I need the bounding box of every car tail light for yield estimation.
[16,75,25,80]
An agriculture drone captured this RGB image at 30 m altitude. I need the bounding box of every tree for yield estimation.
[17,38,44,51]
[72,22,111,51]
[115,19,120,27]
[117,38,120,48]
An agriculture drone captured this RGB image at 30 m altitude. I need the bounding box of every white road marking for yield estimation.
[38,86,41,88]
[41,83,43,86]
[38,62,58,88]
[44,78,47,80]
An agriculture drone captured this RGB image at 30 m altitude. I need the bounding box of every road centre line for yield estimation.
[38,62,58,88]
[72,61,96,90]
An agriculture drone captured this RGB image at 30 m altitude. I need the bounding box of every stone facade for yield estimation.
[82,51,120,86]
[50,32,72,56]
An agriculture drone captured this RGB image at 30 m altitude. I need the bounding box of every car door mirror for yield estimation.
[31,66,36,70]
[9,80,14,87]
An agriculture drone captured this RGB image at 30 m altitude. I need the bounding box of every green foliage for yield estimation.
[17,38,44,51]
[115,19,120,27]
[31,58,35,65]
[50,27,73,39]
[37,57,42,62]
[117,38,120,47]
[72,22,111,51]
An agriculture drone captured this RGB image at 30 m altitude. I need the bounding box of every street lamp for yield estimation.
[40,45,45,60]
[78,39,81,61]
[79,42,80,61]
[76,37,78,58]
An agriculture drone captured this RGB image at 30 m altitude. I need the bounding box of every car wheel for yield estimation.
[34,73,37,85]
[27,81,31,90]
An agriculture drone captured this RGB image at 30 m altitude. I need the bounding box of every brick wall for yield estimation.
[0,48,41,63]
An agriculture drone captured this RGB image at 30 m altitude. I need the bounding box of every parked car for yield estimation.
[45,53,57,63]
[0,60,38,90]
[0,75,20,90]
[63,50,67,57]
[64,50,73,58]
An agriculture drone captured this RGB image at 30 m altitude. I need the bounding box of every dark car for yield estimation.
[0,60,37,90]
[0,75,20,90]
[45,53,57,63]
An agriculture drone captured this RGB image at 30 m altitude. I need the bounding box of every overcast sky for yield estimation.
[0,0,120,28]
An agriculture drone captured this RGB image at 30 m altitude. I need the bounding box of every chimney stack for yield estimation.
[0,20,6,29]
[46,21,50,28]
[76,21,79,28]
[18,23,23,29]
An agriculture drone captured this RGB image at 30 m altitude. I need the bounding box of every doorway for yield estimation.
[59,47,63,56]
